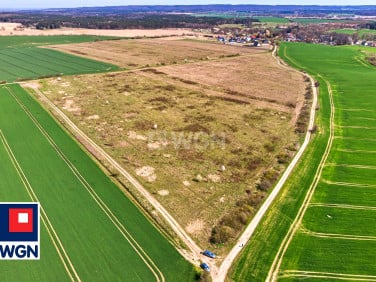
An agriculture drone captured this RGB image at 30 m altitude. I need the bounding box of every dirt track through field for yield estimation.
[279,270,376,281]
[310,203,376,210]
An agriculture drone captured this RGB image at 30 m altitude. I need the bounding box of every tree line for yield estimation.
[0,13,259,30]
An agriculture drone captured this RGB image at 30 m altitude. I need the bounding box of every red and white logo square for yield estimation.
[9,208,33,233]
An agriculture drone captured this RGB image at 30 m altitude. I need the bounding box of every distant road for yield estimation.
[214,46,318,282]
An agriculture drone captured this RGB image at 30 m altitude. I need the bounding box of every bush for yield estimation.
[257,179,272,191]
[264,141,276,152]
[237,211,249,225]
[248,194,264,207]
[200,271,211,282]
[305,90,312,99]
[310,125,318,134]
[277,152,290,164]
[263,169,280,182]
[210,225,234,244]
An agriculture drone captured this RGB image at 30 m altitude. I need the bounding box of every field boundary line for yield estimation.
[339,108,372,112]
[322,180,376,188]
[280,270,376,281]
[215,45,318,282]
[0,52,41,76]
[354,55,374,70]
[36,47,110,71]
[266,76,335,282]
[325,163,376,170]
[300,228,376,241]
[0,129,80,282]
[23,84,203,262]
[310,203,376,210]
[334,136,376,141]
[12,48,83,72]
[354,117,376,121]
[0,49,61,74]
[335,125,376,129]
[6,86,164,282]
[337,149,376,154]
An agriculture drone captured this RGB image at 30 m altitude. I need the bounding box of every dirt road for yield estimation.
[267,77,335,281]
[213,46,318,282]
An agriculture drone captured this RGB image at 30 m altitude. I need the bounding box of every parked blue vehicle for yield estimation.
[201,250,216,259]
[200,263,210,272]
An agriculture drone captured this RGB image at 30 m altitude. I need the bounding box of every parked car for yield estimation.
[200,263,210,272]
[201,250,216,259]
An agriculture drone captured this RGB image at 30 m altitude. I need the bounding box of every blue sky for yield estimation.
[1,0,376,9]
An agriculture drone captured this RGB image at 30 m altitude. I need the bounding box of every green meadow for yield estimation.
[292,18,348,24]
[282,234,376,275]
[0,36,118,82]
[231,42,376,280]
[334,28,376,37]
[254,17,290,23]
[312,182,376,207]
[0,84,195,281]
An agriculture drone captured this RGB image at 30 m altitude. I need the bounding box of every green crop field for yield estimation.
[254,17,290,23]
[0,36,118,82]
[0,84,195,281]
[194,12,249,19]
[230,43,376,281]
[292,18,347,24]
[0,35,118,49]
[334,28,376,37]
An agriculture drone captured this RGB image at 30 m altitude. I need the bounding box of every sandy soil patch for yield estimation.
[0,23,23,32]
[60,82,71,88]
[116,140,129,148]
[135,166,157,182]
[186,219,205,235]
[147,141,169,150]
[208,174,221,183]
[86,115,100,120]
[62,99,81,113]
[0,25,196,37]
[158,190,170,196]
[22,81,40,90]
[127,131,147,141]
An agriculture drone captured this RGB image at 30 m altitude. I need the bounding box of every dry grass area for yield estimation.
[30,38,307,250]
[47,38,265,69]
[36,52,305,248]
[159,53,305,107]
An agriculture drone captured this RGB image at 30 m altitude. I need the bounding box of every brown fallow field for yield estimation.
[35,38,306,252]
[47,38,265,69]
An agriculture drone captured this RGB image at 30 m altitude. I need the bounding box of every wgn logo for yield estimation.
[0,203,40,260]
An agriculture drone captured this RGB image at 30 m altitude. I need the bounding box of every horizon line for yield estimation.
[2,3,376,11]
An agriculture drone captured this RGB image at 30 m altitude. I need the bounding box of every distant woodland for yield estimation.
[0,13,259,30]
